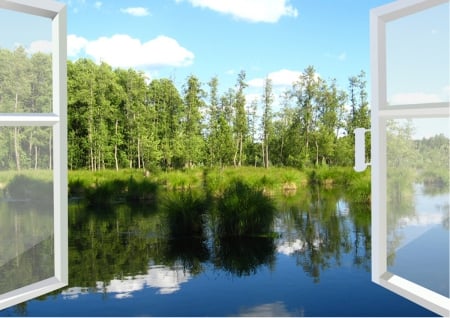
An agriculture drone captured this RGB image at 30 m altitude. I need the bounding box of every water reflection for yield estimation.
[63,188,371,294]
[0,175,54,295]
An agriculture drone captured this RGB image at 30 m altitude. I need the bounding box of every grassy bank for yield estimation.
[67,166,370,205]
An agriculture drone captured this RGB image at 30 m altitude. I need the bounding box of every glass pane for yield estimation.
[386,117,449,297]
[386,2,449,106]
[0,126,54,294]
[0,8,52,113]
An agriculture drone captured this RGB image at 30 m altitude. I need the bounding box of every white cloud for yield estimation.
[120,7,150,17]
[178,0,298,23]
[94,1,102,9]
[248,69,302,88]
[67,34,88,56]
[389,92,442,105]
[67,34,194,69]
[28,40,52,54]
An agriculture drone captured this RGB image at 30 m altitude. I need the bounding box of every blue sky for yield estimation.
[0,0,448,122]
[60,0,396,98]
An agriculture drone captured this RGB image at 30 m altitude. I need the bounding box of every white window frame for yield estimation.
[370,0,449,316]
[0,0,67,310]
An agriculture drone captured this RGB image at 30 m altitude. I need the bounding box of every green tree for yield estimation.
[261,77,274,168]
[233,70,248,167]
[181,75,206,168]
[148,79,184,169]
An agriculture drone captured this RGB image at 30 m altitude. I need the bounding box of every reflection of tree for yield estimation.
[386,120,417,204]
[386,120,418,263]
[0,190,53,295]
[276,188,366,282]
[68,204,165,288]
[161,238,209,275]
[416,133,449,189]
[347,203,371,271]
[213,237,276,277]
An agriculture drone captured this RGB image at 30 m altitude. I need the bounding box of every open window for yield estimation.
[0,0,67,310]
[370,0,449,315]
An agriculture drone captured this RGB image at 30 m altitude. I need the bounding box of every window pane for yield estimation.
[0,8,52,113]
[0,126,54,294]
[385,2,449,106]
[386,117,449,297]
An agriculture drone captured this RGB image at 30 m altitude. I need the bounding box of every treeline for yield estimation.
[0,48,53,170]
[67,59,371,171]
[0,47,371,171]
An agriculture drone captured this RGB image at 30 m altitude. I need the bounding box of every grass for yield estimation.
[67,166,370,205]
[214,179,277,237]
[162,189,208,238]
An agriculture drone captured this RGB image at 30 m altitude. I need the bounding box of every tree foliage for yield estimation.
[0,49,381,171]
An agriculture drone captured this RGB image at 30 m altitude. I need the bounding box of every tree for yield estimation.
[291,66,320,167]
[181,75,206,168]
[206,76,234,167]
[148,79,184,169]
[261,77,274,168]
[233,70,248,167]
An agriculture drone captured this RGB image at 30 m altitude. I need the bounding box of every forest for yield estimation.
[0,47,371,172]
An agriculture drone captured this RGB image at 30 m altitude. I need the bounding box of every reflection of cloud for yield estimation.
[28,40,52,54]
[238,301,299,316]
[62,265,191,300]
[398,212,445,227]
[276,238,322,255]
[277,239,305,255]
[61,287,89,300]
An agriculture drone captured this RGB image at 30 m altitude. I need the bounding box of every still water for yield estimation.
[0,187,439,317]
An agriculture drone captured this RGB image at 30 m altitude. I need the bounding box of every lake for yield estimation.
[0,187,440,316]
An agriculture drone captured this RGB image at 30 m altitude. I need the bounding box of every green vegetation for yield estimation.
[64,55,370,170]
[214,180,277,237]
[162,189,207,238]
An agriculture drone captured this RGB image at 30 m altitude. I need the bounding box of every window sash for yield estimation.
[0,0,67,311]
[370,0,450,316]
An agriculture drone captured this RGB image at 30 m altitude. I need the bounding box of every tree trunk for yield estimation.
[114,120,119,171]
[34,145,38,170]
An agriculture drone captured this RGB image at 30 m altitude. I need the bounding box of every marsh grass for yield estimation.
[162,189,208,238]
[214,179,276,237]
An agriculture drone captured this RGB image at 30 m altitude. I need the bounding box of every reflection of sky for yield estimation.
[386,2,449,105]
[0,8,51,51]
[392,185,449,251]
[62,265,191,300]
[238,301,301,317]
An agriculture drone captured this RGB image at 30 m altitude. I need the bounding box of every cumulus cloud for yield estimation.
[67,34,194,69]
[120,7,150,17]
[178,0,298,23]
[248,69,302,87]
[67,34,88,56]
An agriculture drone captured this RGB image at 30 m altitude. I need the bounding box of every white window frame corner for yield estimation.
[370,0,450,316]
[0,0,67,311]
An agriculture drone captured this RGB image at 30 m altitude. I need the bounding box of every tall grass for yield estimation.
[214,179,276,237]
[162,189,208,238]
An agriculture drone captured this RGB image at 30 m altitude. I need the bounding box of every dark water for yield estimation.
[0,188,438,317]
